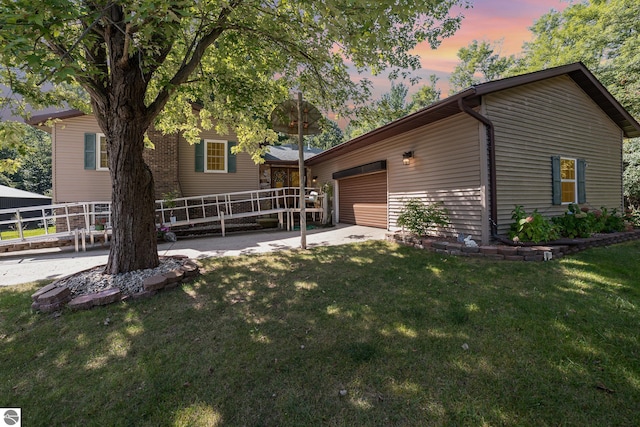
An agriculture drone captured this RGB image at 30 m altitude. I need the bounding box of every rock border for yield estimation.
[31,256,201,313]
[387,230,640,261]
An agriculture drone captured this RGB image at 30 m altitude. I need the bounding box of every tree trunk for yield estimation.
[94,72,159,274]
[104,120,159,274]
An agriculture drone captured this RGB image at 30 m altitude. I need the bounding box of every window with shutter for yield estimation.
[552,156,586,205]
[195,139,236,173]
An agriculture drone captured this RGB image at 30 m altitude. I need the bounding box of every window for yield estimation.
[195,140,236,173]
[205,140,227,172]
[97,133,108,170]
[560,158,577,204]
[552,156,586,205]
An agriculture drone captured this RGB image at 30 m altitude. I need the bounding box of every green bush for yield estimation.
[509,204,627,242]
[509,205,559,243]
[397,199,449,236]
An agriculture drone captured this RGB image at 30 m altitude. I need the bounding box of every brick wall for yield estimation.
[144,129,181,200]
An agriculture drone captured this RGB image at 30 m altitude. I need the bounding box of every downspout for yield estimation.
[457,97,498,238]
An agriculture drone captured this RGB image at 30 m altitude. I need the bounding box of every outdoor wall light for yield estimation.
[312,176,318,183]
[402,151,413,165]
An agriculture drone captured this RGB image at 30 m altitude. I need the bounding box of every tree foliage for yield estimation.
[306,119,344,150]
[0,0,466,273]
[346,75,441,139]
[449,39,514,93]
[0,124,51,195]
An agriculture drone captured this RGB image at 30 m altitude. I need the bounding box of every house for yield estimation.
[26,112,322,204]
[28,62,640,244]
[306,62,640,244]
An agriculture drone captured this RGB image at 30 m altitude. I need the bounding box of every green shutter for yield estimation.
[195,139,204,172]
[228,141,236,173]
[551,156,561,205]
[577,159,586,204]
[84,133,96,170]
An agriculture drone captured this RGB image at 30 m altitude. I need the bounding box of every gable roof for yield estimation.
[0,184,51,200]
[307,62,640,166]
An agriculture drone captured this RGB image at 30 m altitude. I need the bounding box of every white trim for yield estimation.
[96,133,109,171]
[204,139,228,173]
[560,157,578,204]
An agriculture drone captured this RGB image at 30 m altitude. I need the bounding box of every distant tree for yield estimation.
[449,40,514,93]
[410,74,441,111]
[307,119,344,150]
[0,124,51,195]
[346,82,413,139]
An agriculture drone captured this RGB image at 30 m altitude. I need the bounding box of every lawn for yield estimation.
[0,226,56,240]
[1,240,639,426]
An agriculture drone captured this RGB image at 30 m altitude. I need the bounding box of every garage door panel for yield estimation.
[339,172,387,228]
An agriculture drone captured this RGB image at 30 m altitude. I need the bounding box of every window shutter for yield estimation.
[228,141,237,173]
[195,139,204,172]
[84,133,96,170]
[551,156,561,205]
[577,159,586,204]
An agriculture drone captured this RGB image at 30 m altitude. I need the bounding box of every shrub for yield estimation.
[509,205,559,243]
[552,204,625,238]
[397,199,449,236]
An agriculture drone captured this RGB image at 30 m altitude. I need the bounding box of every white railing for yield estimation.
[0,187,324,246]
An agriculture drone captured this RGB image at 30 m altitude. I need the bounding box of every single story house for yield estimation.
[306,62,640,244]
[28,62,640,244]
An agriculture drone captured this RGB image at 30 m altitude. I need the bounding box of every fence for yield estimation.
[0,187,324,249]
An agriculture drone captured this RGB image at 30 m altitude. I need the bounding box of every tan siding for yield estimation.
[312,113,484,239]
[178,128,259,197]
[486,75,623,234]
[52,115,111,203]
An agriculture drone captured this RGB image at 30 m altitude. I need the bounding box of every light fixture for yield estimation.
[402,151,413,165]
[312,176,318,183]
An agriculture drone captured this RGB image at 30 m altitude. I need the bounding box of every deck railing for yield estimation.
[0,187,324,246]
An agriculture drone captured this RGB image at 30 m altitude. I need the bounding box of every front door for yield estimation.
[271,167,302,188]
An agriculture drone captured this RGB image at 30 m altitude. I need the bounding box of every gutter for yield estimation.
[457,97,498,238]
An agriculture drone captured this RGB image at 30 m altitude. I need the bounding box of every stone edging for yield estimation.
[387,230,640,261]
[30,256,201,313]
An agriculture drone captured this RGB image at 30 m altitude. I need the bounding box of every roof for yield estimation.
[0,185,51,199]
[265,143,324,163]
[307,62,640,166]
[26,108,85,126]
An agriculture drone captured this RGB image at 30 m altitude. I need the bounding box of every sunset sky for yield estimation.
[362,0,570,96]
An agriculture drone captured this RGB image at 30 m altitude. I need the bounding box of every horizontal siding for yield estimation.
[486,75,623,234]
[52,115,111,203]
[338,172,387,228]
[178,129,259,197]
[312,113,484,239]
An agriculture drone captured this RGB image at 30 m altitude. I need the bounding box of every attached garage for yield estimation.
[338,171,387,229]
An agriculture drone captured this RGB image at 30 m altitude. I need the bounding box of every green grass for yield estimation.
[1,240,639,426]
[0,226,56,240]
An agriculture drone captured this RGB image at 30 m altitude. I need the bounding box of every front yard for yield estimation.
[1,240,639,426]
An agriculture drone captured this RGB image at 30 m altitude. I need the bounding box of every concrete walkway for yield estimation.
[0,224,388,286]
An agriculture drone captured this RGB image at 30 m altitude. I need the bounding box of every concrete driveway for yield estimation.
[0,225,388,286]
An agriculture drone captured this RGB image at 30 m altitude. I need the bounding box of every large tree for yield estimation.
[0,0,466,273]
[0,124,52,195]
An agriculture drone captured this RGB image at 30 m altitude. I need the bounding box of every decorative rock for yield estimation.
[143,275,168,291]
[180,262,199,277]
[68,294,96,310]
[93,288,122,306]
[37,286,71,305]
[32,283,59,302]
[164,269,184,284]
